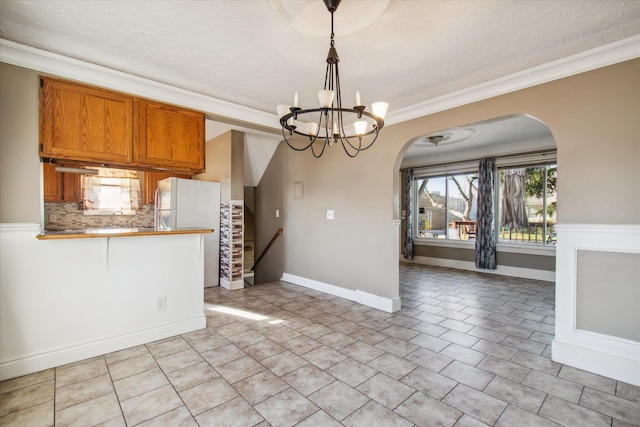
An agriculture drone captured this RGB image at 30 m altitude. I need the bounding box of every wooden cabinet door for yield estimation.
[143,172,191,205]
[43,163,63,202]
[137,100,205,173]
[63,173,82,202]
[43,163,82,202]
[40,77,134,164]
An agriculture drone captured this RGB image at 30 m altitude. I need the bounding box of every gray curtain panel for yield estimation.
[475,158,497,269]
[404,169,414,259]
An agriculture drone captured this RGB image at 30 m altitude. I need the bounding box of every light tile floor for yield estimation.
[1,264,639,426]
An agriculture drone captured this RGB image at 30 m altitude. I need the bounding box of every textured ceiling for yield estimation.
[1,0,639,168]
[1,0,639,116]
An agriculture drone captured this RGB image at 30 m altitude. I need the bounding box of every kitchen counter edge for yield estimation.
[37,228,214,240]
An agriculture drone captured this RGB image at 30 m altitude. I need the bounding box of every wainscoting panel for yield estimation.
[553,224,640,386]
[576,250,640,341]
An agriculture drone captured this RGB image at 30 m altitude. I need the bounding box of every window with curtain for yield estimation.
[82,168,140,215]
[498,164,557,245]
[415,172,478,240]
[412,152,557,246]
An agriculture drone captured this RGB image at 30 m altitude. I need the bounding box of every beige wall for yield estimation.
[254,143,286,284]
[0,63,41,223]
[256,59,640,299]
[255,127,398,297]
[229,131,244,201]
[195,130,244,203]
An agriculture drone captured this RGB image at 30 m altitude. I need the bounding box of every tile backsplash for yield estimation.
[45,202,155,230]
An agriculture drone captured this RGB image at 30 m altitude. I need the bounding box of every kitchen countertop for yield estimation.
[37,227,213,240]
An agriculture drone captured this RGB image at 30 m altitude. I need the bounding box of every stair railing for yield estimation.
[250,228,283,272]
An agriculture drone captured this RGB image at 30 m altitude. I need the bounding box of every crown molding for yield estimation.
[386,35,640,126]
[2,36,639,129]
[0,39,278,131]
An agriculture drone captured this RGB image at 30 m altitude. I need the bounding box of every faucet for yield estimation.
[111,211,125,228]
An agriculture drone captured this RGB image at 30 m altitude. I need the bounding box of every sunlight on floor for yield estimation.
[205,304,270,321]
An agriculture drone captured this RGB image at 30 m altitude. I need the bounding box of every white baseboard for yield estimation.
[281,273,401,313]
[404,256,555,282]
[220,278,244,290]
[552,338,640,387]
[0,316,206,381]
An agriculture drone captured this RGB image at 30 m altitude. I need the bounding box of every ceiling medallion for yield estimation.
[276,0,388,158]
[268,0,390,37]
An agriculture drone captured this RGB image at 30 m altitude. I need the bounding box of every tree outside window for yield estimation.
[416,173,478,240]
[498,164,557,245]
[415,163,557,245]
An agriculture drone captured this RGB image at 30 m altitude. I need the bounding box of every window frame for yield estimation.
[82,168,141,216]
[411,152,557,251]
[414,172,479,241]
[496,162,557,248]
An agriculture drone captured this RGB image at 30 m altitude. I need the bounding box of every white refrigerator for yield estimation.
[156,177,221,287]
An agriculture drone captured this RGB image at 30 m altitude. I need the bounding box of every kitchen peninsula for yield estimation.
[0,224,211,381]
[0,66,220,381]
[37,226,212,239]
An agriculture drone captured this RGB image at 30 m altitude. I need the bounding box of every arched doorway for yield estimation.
[393,114,558,297]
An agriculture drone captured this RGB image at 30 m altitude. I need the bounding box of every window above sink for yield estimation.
[82,168,140,216]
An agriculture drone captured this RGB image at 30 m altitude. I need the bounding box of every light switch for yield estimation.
[327,210,334,220]
[276,209,280,218]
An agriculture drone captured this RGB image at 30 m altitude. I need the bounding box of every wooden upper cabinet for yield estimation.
[39,77,205,174]
[137,99,205,173]
[40,77,134,164]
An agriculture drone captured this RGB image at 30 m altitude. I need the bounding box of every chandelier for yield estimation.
[276,0,388,158]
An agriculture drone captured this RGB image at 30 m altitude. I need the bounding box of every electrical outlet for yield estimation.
[327,210,334,220]
[275,209,280,218]
[156,296,166,311]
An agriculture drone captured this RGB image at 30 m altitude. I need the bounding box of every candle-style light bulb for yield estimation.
[294,92,299,108]
[372,102,388,119]
[305,122,318,136]
[356,91,361,106]
[276,104,290,118]
[354,120,367,136]
[318,90,334,108]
